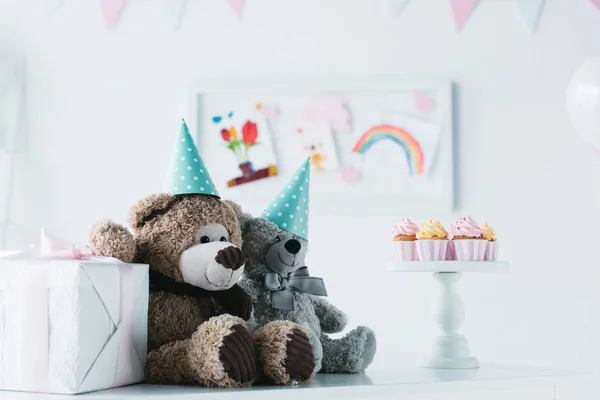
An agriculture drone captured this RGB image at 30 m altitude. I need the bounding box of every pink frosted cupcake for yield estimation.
[446,240,457,261]
[480,220,499,261]
[391,219,419,262]
[415,220,448,261]
[448,216,486,261]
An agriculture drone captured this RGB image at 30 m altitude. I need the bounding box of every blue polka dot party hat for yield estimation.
[164,119,220,198]
[262,158,311,240]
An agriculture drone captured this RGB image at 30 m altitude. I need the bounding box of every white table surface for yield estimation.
[0,364,586,400]
[388,261,510,273]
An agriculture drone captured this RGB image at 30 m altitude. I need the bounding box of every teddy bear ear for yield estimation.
[128,193,177,230]
[221,199,243,218]
[239,212,254,230]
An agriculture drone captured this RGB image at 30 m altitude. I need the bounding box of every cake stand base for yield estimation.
[422,356,480,369]
[421,333,480,369]
[422,356,480,370]
[388,262,509,370]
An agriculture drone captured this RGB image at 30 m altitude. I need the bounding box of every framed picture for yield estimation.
[188,75,454,215]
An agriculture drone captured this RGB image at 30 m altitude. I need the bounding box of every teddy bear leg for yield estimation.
[146,314,257,388]
[146,339,199,385]
[320,326,377,373]
[299,323,323,373]
[253,321,315,385]
[89,220,136,263]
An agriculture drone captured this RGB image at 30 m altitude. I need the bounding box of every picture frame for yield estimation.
[188,75,455,216]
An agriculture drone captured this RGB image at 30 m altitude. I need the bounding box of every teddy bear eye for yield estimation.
[200,236,210,244]
[220,237,227,242]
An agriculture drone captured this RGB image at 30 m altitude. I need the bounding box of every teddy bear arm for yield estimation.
[89,219,136,263]
[309,296,348,334]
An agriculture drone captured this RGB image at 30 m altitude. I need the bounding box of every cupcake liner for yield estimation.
[445,241,456,260]
[484,241,499,261]
[416,240,448,261]
[392,241,417,262]
[453,239,487,261]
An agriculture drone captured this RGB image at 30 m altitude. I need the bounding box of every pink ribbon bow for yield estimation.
[1,229,95,261]
[38,228,94,259]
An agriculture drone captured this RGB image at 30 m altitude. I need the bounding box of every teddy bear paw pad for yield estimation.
[284,328,315,382]
[219,324,257,384]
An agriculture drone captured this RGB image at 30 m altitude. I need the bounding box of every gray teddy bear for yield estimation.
[238,159,376,375]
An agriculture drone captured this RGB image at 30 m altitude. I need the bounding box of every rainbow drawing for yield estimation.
[352,124,424,175]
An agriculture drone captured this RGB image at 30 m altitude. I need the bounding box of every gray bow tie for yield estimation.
[264,267,327,311]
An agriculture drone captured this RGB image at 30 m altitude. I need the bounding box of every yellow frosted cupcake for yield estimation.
[480,221,496,241]
[416,220,448,261]
[480,220,499,261]
[416,220,448,240]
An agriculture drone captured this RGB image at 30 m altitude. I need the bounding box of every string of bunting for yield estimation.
[45,0,245,30]
[39,0,600,33]
[389,0,600,32]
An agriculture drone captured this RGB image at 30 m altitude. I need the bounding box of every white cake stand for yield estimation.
[388,261,510,370]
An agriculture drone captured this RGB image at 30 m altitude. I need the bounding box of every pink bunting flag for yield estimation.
[227,0,245,18]
[590,0,600,10]
[100,0,128,29]
[450,0,480,31]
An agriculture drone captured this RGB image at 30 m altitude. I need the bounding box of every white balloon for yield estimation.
[566,58,600,149]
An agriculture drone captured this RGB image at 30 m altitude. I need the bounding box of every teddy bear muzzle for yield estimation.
[179,241,245,291]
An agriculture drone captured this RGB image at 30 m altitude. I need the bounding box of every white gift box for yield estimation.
[0,258,149,394]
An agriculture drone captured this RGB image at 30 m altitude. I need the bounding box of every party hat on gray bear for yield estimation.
[262,158,310,240]
[164,119,220,198]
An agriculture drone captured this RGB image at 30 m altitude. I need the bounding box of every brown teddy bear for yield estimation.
[88,121,315,388]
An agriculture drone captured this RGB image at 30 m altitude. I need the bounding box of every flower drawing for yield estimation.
[221,120,259,163]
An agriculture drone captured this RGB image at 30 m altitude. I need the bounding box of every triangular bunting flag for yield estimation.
[100,0,128,29]
[517,0,546,32]
[388,0,410,16]
[164,119,220,197]
[227,0,245,18]
[44,0,64,19]
[261,158,311,240]
[449,0,480,31]
[160,0,187,31]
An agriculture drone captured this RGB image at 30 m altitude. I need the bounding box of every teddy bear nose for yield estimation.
[215,246,245,270]
[284,239,301,255]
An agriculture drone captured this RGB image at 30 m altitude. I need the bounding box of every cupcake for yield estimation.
[448,216,486,261]
[415,219,448,261]
[393,219,419,241]
[480,220,499,261]
[391,219,419,262]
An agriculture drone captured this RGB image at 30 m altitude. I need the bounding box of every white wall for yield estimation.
[2,0,600,397]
